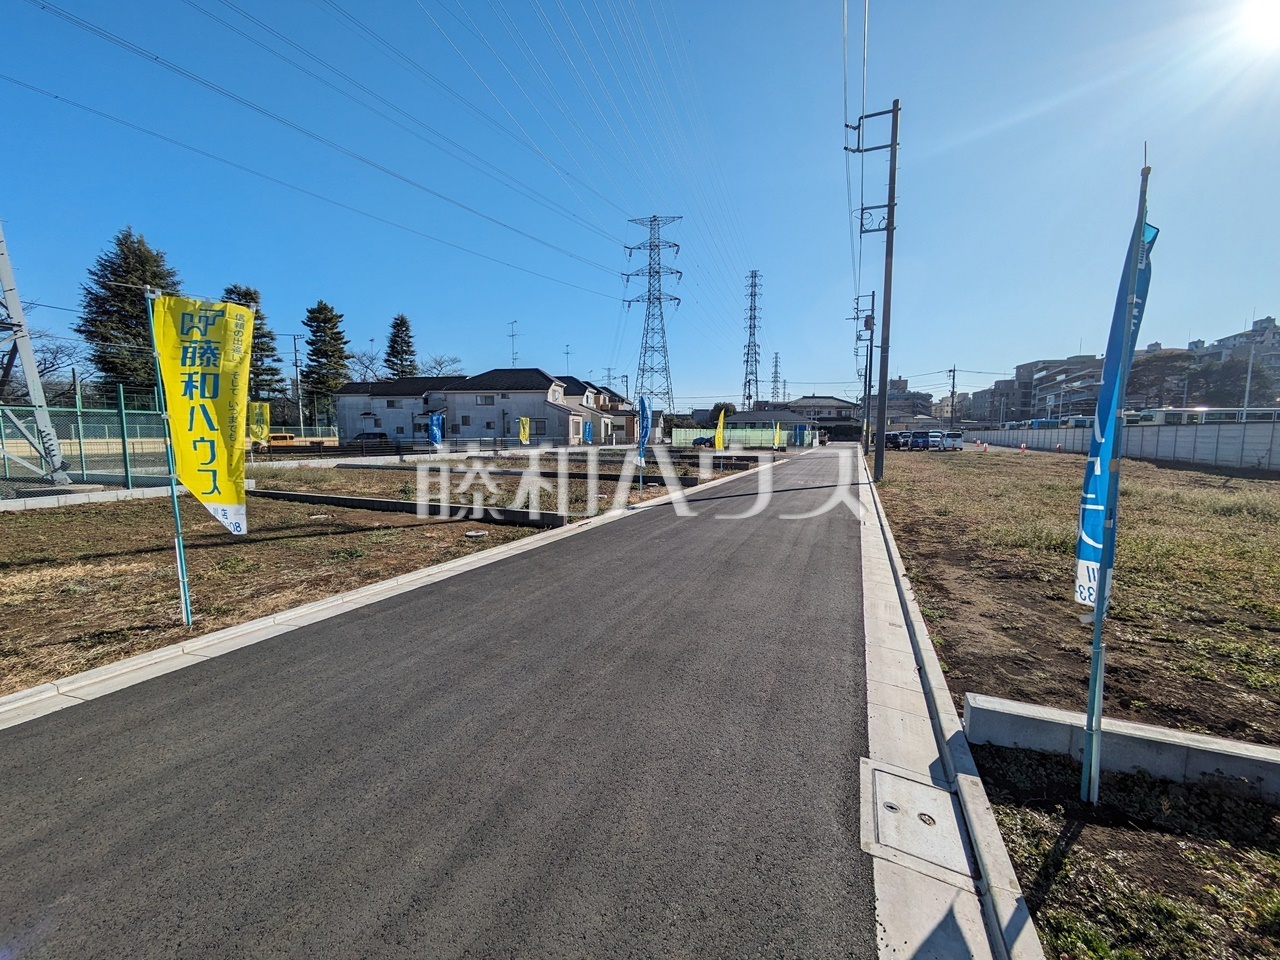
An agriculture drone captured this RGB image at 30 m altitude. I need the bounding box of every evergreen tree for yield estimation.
[223,284,287,401]
[300,300,351,418]
[385,313,418,380]
[76,226,181,388]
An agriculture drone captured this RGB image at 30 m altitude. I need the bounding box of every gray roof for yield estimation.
[444,368,561,392]
[368,376,463,397]
[788,395,855,407]
[335,381,379,395]
[556,375,593,397]
[725,410,815,424]
[584,380,628,403]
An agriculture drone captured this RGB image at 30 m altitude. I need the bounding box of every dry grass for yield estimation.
[878,446,1280,745]
[0,495,535,696]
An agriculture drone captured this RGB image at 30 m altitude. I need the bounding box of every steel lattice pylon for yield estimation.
[0,218,70,485]
[771,352,781,403]
[624,216,680,412]
[741,270,762,410]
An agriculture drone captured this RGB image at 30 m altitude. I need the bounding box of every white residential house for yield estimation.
[333,376,462,442]
[557,375,617,444]
[441,368,583,444]
[583,380,636,442]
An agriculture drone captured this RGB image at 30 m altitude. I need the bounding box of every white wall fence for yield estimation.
[970,421,1280,472]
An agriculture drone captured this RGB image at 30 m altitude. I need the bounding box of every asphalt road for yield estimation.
[0,448,875,959]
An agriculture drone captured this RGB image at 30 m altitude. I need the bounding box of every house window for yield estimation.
[485,421,495,430]
[461,415,471,426]
[386,399,400,409]
[500,393,509,399]
[477,395,495,405]
[552,390,560,401]
[450,423,460,434]
[395,426,405,434]
[373,418,382,427]
[533,419,547,436]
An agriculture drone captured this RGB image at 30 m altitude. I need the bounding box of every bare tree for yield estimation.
[349,346,387,382]
[418,353,465,378]
[0,328,91,402]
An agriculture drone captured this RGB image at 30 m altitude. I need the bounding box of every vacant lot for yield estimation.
[879,446,1280,745]
[878,447,1280,959]
[0,496,535,696]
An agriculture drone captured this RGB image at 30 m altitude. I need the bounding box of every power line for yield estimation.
[0,74,621,300]
[22,0,619,275]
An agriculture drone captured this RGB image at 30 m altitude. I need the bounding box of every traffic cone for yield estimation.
[1020,443,1026,453]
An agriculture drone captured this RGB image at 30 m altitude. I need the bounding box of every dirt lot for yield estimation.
[0,495,535,696]
[878,445,1280,745]
[877,445,1280,959]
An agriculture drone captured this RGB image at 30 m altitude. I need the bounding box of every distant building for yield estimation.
[885,378,933,425]
[334,376,461,441]
[441,368,582,444]
[1189,317,1280,380]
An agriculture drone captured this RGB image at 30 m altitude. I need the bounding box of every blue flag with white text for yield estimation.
[428,413,444,446]
[636,396,651,466]
[584,420,593,444]
[1075,221,1158,607]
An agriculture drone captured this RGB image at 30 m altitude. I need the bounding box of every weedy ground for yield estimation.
[878,445,1280,959]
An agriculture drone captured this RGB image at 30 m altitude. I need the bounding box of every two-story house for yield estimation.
[558,376,617,444]
[334,376,461,441]
[441,368,583,444]
[584,380,637,442]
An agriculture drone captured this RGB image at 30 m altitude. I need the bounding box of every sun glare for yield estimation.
[1237,0,1280,52]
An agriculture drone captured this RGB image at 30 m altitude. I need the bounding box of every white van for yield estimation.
[942,430,964,451]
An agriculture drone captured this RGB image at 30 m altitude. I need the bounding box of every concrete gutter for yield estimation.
[0,457,779,732]
[965,693,1280,804]
[857,453,1044,960]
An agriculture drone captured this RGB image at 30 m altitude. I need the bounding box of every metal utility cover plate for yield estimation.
[862,761,973,886]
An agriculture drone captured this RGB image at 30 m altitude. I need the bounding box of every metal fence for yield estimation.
[671,427,816,448]
[969,421,1280,472]
[1,396,169,498]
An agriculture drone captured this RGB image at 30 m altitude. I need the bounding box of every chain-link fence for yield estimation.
[1,396,169,499]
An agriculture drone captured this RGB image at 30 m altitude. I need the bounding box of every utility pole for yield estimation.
[783,379,788,402]
[771,353,781,403]
[741,270,762,411]
[564,343,571,372]
[0,220,69,484]
[1243,341,1256,416]
[507,319,518,367]
[949,366,958,428]
[854,292,876,446]
[624,216,681,413]
[847,99,901,481]
[621,374,629,400]
[287,333,305,428]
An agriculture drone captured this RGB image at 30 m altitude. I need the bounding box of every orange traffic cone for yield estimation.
[1020,443,1026,453]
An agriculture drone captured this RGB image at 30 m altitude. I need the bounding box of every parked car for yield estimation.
[692,436,715,447]
[909,430,931,450]
[942,430,964,451]
[351,432,389,443]
[885,432,903,450]
[928,430,944,450]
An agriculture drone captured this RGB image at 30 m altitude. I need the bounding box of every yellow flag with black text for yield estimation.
[152,295,254,534]
[518,417,530,444]
[714,408,726,451]
[248,402,270,446]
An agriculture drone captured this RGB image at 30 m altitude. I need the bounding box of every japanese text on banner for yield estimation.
[152,296,254,535]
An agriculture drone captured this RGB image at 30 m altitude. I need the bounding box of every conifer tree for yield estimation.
[385,313,418,380]
[300,300,350,417]
[76,227,181,388]
[223,284,287,400]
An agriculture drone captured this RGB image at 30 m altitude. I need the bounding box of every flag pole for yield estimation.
[1081,165,1151,803]
[146,288,194,626]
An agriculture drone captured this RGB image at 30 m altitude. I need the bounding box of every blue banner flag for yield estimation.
[583,420,593,444]
[636,396,651,466]
[428,413,444,446]
[1075,220,1159,607]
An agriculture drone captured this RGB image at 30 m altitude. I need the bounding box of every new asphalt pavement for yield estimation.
[0,449,876,959]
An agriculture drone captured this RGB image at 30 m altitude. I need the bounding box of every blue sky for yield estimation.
[4,0,1279,407]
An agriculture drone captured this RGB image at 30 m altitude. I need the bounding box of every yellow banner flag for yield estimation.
[714,408,726,451]
[518,417,530,444]
[151,295,254,535]
[773,420,781,448]
[248,402,270,446]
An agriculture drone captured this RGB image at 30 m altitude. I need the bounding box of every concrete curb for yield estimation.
[0,456,780,733]
[859,456,1044,960]
[965,692,1280,804]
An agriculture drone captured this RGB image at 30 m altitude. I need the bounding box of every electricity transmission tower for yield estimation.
[771,352,781,402]
[624,216,680,412]
[741,270,762,410]
[0,219,69,485]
